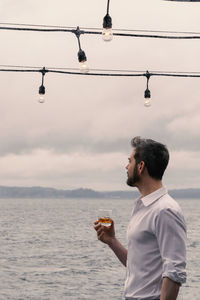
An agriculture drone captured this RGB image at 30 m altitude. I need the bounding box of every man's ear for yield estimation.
[137,161,145,174]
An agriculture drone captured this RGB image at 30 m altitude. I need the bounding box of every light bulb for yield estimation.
[38,84,45,103]
[39,94,45,103]
[144,98,151,107]
[80,61,89,73]
[144,87,151,107]
[102,28,113,41]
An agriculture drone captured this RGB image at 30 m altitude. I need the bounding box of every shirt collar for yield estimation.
[140,186,168,207]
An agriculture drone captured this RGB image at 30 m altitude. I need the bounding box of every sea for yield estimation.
[0,197,199,300]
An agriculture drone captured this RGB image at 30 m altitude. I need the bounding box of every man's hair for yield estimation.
[131,136,169,180]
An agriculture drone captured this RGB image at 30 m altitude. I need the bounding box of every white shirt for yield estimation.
[124,187,187,300]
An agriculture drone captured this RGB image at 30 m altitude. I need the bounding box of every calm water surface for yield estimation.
[0,197,199,300]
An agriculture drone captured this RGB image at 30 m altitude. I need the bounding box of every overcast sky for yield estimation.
[0,0,200,191]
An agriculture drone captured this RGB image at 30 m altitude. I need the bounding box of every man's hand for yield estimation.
[93,219,115,245]
[93,219,127,266]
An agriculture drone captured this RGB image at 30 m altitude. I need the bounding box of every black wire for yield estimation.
[1,25,200,39]
[48,70,144,77]
[0,22,75,28]
[110,28,200,35]
[111,32,200,39]
[0,69,39,73]
[0,68,144,77]
[1,64,200,74]
[74,27,83,50]
[2,22,200,35]
[0,68,143,76]
[107,0,110,14]
[41,73,44,85]
[0,26,73,33]
[145,72,150,89]
[0,64,41,69]
[151,73,200,78]
[76,35,81,50]
[1,67,200,78]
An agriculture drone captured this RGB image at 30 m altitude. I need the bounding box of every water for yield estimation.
[0,197,199,300]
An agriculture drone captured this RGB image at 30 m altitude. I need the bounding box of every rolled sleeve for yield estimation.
[155,208,187,285]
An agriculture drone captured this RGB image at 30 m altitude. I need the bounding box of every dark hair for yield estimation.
[131,136,169,180]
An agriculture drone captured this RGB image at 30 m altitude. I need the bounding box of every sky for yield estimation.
[0,0,200,191]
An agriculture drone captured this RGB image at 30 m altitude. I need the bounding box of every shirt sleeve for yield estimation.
[155,208,187,285]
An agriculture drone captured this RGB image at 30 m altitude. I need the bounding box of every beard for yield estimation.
[126,164,140,187]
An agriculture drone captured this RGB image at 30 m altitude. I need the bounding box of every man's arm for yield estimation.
[155,208,186,300]
[107,236,128,266]
[94,220,127,266]
[160,277,180,300]
[155,208,187,285]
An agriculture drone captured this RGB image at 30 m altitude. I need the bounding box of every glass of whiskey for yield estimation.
[98,209,112,227]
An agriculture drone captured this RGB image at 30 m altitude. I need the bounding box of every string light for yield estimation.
[1,19,200,107]
[73,26,89,73]
[102,0,113,41]
[38,67,47,103]
[1,66,200,107]
[144,71,151,107]
[2,23,200,39]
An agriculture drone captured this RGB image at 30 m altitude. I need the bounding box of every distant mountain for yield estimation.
[169,189,200,199]
[0,186,199,199]
[103,189,200,199]
[0,186,102,199]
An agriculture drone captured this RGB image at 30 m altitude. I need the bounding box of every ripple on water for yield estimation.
[0,198,199,300]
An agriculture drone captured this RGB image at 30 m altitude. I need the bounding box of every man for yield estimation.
[94,136,187,300]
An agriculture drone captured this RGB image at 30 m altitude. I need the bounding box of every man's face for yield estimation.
[126,149,140,187]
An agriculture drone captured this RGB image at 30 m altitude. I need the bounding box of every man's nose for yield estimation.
[125,164,128,170]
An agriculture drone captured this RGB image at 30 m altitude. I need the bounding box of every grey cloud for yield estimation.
[1,110,200,157]
[0,128,130,156]
[0,0,200,189]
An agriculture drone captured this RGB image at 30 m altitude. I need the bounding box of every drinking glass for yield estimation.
[98,209,112,227]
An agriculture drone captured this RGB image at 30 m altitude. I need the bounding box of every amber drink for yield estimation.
[98,209,112,227]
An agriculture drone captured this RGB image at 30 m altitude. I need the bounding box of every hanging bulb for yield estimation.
[38,67,47,103]
[143,71,151,107]
[78,49,89,73]
[144,88,151,107]
[74,27,89,73]
[102,14,113,41]
[102,28,113,41]
[39,94,45,103]
[38,84,45,103]
[80,61,89,73]
[144,98,151,107]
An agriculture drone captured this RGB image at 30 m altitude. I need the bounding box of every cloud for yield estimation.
[0,149,128,190]
[0,82,199,157]
[0,147,200,191]
[167,112,200,150]
[0,0,200,189]
[165,150,200,189]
